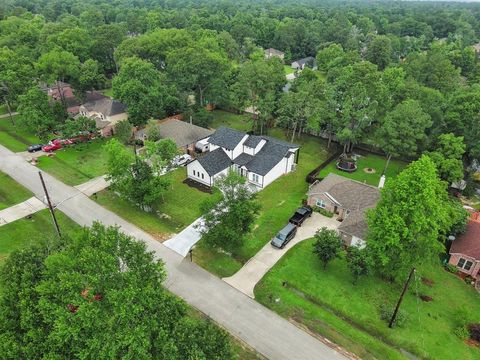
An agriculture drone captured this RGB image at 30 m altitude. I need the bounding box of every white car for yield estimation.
[173,154,192,167]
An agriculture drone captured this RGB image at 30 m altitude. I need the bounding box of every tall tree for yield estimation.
[366,35,393,70]
[367,155,463,281]
[427,133,465,184]
[142,139,178,175]
[376,99,432,172]
[113,57,179,126]
[200,171,260,253]
[0,223,233,358]
[36,49,80,107]
[75,59,106,99]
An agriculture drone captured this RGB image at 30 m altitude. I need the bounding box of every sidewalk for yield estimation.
[0,197,47,226]
[74,175,110,196]
[223,213,340,298]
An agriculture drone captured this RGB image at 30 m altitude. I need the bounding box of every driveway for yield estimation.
[0,197,47,226]
[0,144,347,360]
[223,213,340,298]
[164,217,204,256]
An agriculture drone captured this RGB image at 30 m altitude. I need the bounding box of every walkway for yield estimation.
[0,144,346,360]
[164,217,204,256]
[0,197,47,226]
[74,175,110,197]
[224,213,340,298]
[0,112,19,119]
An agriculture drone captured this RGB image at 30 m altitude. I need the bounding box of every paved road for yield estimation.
[0,197,46,226]
[224,213,340,298]
[0,144,347,360]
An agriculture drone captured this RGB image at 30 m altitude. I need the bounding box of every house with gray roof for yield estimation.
[265,48,285,60]
[307,173,380,247]
[291,56,316,70]
[135,117,214,152]
[79,98,128,137]
[187,127,299,189]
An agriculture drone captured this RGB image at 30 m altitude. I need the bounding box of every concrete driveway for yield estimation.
[223,213,340,298]
[164,217,204,256]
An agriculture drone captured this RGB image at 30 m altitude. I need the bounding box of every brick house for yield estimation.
[307,173,380,247]
[79,98,128,137]
[448,212,480,279]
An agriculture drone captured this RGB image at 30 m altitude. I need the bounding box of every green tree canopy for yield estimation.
[427,133,465,184]
[312,227,343,270]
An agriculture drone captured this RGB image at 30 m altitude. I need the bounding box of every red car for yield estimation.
[42,142,62,152]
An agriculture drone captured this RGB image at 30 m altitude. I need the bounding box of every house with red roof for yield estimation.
[448,212,480,279]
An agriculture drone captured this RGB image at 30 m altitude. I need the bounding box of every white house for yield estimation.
[187,127,299,189]
[291,56,316,70]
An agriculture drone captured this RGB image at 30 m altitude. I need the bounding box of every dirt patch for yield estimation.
[363,167,376,174]
[421,277,434,286]
[465,338,480,347]
[182,178,212,193]
[152,232,174,242]
[419,295,433,302]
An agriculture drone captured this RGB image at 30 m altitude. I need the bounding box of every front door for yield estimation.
[334,206,338,214]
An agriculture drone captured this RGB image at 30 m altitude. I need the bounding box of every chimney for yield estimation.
[378,175,386,189]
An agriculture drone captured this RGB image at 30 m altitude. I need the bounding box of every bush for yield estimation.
[454,325,470,340]
[464,275,475,285]
[445,263,458,274]
[312,206,334,218]
[379,304,408,327]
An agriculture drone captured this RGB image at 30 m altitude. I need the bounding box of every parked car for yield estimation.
[173,154,192,167]
[289,206,313,226]
[27,144,44,153]
[42,142,62,152]
[271,223,297,249]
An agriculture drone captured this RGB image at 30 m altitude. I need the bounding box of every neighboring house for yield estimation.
[187,127,299,189]
[291,56,316,70]
[473,42,480,55]
[135,117,214,153]
[265,48,285,60]
[79,98,127,137]
[42,82,106,115]
[448,212,480,279]
[307,173,380,247]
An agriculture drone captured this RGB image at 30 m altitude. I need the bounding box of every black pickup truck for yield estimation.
[289,206,313,226]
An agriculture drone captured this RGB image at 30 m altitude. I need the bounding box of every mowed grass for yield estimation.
[101,87,114,97]
[0,171,32,210]
[284,65,294,75]
[0,209,80,264]
[36,139,112,186]
[210,110,252,131]
[0,116,42,152]
[94,167,221,240]
[255,239,480,360]
[318,153,406,186]
[194,121,334,277]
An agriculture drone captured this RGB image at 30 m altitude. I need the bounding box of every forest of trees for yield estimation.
[1,0,480,177]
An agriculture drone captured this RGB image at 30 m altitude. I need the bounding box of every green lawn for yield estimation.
[210,110,252,131]
[94,167,221,240]
[0,104,7,115]
[284,65,294,75]
[0,116,42,152]
[0,171,32,210]
[255,239,480,360]
[36,139,113,186]
[0,209,80,264]
[318,153,407,186]
[194,125,334,277]
[101,87,114,97]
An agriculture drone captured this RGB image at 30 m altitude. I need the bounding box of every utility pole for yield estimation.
[389,267,415,328]
[38,171,61,238]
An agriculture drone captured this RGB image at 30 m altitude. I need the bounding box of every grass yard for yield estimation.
[210,110,251,131]
[318,152,407,186]
[0,104,7,115]
[255,239,480,360]
[101,87,114,97]
[194,125,334,277]
[284,65,294,75]
[94,167,221,240]
[36,139,113,186]
[0,171,32,210]
[0,116,42,152]
[0,209,80,264]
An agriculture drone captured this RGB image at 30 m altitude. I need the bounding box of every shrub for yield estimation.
[454,325,470,340]
[312,206,334,218]
[445,263,458,274]
[379,304,408,327]
[464,275,475,285]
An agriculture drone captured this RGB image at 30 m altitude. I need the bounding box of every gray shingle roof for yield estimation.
[196,148,232,176]
[292,56,315,66]
[208,127,246,150]
[245,139,297,176]
[244,135,263,148]
[233,153,254,166]
[83,98,126,116]
[135,118,213,147]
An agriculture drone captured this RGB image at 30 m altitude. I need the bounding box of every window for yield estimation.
[252,173,260,183]
[193,170,196,176]
[457,258,473,271]
[316,199,326,208]
[201,173,204,179]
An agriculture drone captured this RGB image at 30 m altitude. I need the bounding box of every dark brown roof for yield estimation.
[450,219,480,260]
